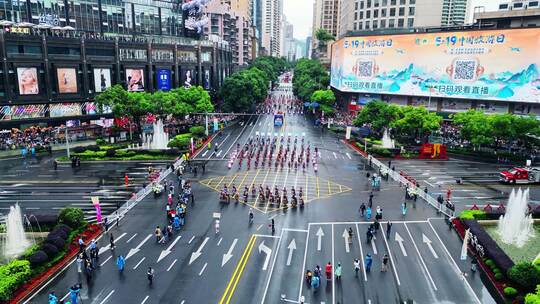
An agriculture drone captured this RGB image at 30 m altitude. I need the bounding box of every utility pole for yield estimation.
[65,126,70,159]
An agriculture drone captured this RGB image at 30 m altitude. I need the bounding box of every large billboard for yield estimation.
[331,28,540,103]
[126,68,145,92]
[17,67,39,95]
[57,68,78,93]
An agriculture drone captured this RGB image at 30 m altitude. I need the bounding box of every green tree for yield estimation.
[221,67,269,113]
[353,101,403,134]
[452,110,494,148]
[95,84,128,114]
[315,28,335,50]
[58,207,85,229]
[293,59,329,101]
[525,285,540,304]
[508,262,540,292]
[391,106,442,142]
[311,89,336,114]
[149,90,176,117]
[181,86,214,113]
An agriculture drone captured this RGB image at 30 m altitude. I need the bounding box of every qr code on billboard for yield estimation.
[357,60,374,78]
[453,59,477,81]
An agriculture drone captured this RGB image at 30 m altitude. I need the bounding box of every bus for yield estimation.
[274,112,284,127]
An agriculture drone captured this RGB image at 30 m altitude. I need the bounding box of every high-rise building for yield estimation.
[337,0,471,38]
[281,17,295,60]
[260,0,282,56]
[311,0,340,63]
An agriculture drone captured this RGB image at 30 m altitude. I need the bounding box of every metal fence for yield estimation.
[367,154,454,218]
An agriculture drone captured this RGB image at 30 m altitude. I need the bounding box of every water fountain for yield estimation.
[497,188,534,248]
[142,119,169,150]
[381,129,395,149]
[3,204,31,259]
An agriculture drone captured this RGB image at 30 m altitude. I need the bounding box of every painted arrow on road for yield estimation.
[259,241,272,270]
[316,227,324,251]
[222,238,238,267]
[395,233,408,257]
[371,236,378,255]
[189,237,209,265]
[342,229,350,253]
[98,232,126,255]
[286,239,296,266]
[157,235,182,263]
[422,234,439,259]
[125,234,152,260]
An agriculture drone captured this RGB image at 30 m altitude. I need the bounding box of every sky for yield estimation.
[283,0,505,41]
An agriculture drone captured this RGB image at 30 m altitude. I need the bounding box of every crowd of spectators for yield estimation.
[0,126,57,151]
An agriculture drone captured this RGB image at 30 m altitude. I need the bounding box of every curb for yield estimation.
[11,224,103,304]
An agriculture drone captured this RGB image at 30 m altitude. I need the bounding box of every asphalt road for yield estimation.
[392,159,540,212]
[0,151,168,222]
[28,85,494,304]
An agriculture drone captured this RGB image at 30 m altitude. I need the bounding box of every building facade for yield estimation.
[337,0,471,38]
[259,0,281,56]
[311,0,340,63]
[281,17,294,59]
[0,0,233,128]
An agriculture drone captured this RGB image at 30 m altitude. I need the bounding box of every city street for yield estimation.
[26,85,495,304]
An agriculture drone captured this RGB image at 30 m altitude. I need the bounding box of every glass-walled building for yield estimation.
[0,0,233,128]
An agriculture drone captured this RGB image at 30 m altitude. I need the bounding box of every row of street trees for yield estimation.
[292,59,329,102]
[220,56,288,113]
[452,110,540,149]
[95,85,213,133]
[353,101,442,142]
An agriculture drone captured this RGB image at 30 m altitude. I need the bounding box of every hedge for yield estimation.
[41,243,59,257]
[464,220,514,274]
[459,210,488,220]
[504,287,518,298]
[58,207,84,229]
[508,262,540,292]
[525,285,540,304]
[189,126,206,138]
[0,260,32,302]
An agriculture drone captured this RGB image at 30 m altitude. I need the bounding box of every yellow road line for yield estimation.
[228,173,240,187]
[219,235,257,304]
[249,169,261,189]
[316,176,320,198]
[227,235,257,303]
[238,171,250,189]
[216,175,226,190]
[328,181,331,195]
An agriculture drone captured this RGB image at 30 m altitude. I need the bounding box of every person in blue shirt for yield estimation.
[48,291,58,304]
[116,255,125,272]
[69,284,80,304]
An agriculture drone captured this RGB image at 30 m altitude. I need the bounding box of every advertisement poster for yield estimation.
[126,68,145,92]
[157,69,171,91]
[1,104,46,121]
[182,0,212,38]
[204,69,210,89]
[331,28,540,103]
[57,68,78,93]
[184,69,193,88]
[94,68,111,93]
[17,67,39,95]
[50,103,82,117]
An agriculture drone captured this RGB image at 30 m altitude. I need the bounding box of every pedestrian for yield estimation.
[76,253,83,273]
[365,254,373,273]
[368,192,374,207]
[215,219,220,234]
[314,265,321,278]
[386,222,392,239]
[353,259,361,277]
[335,263,342,281]
[110,233,115,250]
[401,202,407,216]
[359,202,366,216]
[115,211,120,227]
[103,217,109,232]
[381,254,389,272]
[124,173,129,187]
[325,262,332,280]
[365,206,372,220]
[69,284,81,304]
[271,219,275,234]
[116,255,125,273]
[48,291,58,304]
[471,258,477,273]
[311,274,320,290]
[147,267,154,285]
[78,237,84,252]
[155,226,162,243]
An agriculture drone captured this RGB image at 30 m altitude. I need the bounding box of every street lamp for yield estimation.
[65,126,70,159]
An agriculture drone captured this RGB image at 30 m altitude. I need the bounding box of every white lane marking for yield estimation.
[100,255,112,267]
[256,224,263,231]
[180,301,185,304]
[355,224,368,281]
[141,296,149,304]
[157,235,183,263]
[380,223,401,286]
[222,239,238,267]
[261,228,284,304]
[126,234,153,260]
[422,234,439,259]
[202,150,209,157]
[126,233,138,243]
[189,237,209,265]
[395,233,407,256]
[199,262,208,276]
[346,153,351,159]
[167,259,178,272]
[25,207,40,210]
[331,224,335,304]
[189,235,195,244]
[133,257,146,270]
[98,289,115,304]
[297,225,311,301]
[404,223,438,291]
[371,237,378,255]
[217,237,223,246]
[427,219,481,304]
[216,150,223,157]
[99,233,127,255]
[333,152,337,159]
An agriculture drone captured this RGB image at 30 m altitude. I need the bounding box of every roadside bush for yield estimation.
[86,145,100,152]
[73,146,86,153]
[58,207,84,229]
[46,236,65,250]
[495,272,504,280]
[55,223,72,235]
[105,149,116,157]
[367,147,394,158]
[504,287,518,298]
[508,262,540,292]
[168,134,192,149]
[96,138,106,145]
[0,259,32,302]
[189,126,206,138]
[48,228,67,240]
[28,250,49,266]
[459,210,488,220]
[41,243,59,257]
[525,285,540,304]
[485,259,495,268]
